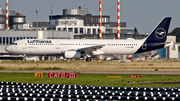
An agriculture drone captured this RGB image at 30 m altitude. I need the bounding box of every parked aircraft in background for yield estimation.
[5,17,173,62]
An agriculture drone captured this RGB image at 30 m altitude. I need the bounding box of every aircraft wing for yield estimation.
[67,44,105,53]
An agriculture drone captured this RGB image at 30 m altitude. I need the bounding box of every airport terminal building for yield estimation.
[0,7,179,60]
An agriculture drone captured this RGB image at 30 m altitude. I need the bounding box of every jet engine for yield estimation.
[64,51,81,59]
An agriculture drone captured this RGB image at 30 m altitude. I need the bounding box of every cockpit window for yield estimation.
[13,43,17,45]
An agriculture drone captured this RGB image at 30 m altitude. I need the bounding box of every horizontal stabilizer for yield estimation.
[164,42,174,47]
[154,41,173,46]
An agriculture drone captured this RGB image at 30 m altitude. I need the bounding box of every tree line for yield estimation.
[169,27,180,42]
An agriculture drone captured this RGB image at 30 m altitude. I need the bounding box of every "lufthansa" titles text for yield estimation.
[28,40,52,43]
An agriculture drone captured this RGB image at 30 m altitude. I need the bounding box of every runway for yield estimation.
[0,70,180,75]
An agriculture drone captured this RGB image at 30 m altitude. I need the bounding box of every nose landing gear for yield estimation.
[23,54,26,62]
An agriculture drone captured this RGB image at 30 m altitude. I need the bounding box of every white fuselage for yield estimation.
[5,39,145,55]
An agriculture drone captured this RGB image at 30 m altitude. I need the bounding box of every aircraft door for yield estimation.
[55,41,60,49]
[22,40,26,49]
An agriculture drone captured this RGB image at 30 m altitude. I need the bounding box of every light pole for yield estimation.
[51,6,53,39]
[65,7,67,31]
[36,5,38,30]
[51,6,53,31]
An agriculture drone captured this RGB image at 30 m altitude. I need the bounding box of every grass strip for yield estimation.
[0,73,180,87]
[0,60,180,71]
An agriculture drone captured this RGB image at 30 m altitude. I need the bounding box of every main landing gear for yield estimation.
[86,57,92,62]
[81,51,92,62]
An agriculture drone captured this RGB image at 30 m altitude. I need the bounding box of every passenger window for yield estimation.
[13,43,17,45]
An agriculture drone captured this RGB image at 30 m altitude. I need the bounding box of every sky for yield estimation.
[0,0,180,34]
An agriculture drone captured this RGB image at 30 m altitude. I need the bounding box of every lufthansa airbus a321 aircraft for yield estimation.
[5,17,173,62]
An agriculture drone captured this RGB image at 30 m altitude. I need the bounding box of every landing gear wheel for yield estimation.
[23,54,26,62]
[23,59,26,62]
[86,57,92,62]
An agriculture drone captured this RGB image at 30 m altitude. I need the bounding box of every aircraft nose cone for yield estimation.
[5,46,11,52]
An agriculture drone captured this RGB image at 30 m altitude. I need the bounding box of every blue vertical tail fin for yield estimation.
[135,17,171,54]
[146,17,171,43]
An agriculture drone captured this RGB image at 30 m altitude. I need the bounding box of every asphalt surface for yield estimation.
[0,70,180,75]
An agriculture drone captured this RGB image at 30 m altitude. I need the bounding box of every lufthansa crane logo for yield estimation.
[155,28,166,39]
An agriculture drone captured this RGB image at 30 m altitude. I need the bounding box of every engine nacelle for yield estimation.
[64,51,81,59]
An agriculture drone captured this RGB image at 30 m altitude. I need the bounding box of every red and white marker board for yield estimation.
[48,73,77,78]
[129,75,143,78]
